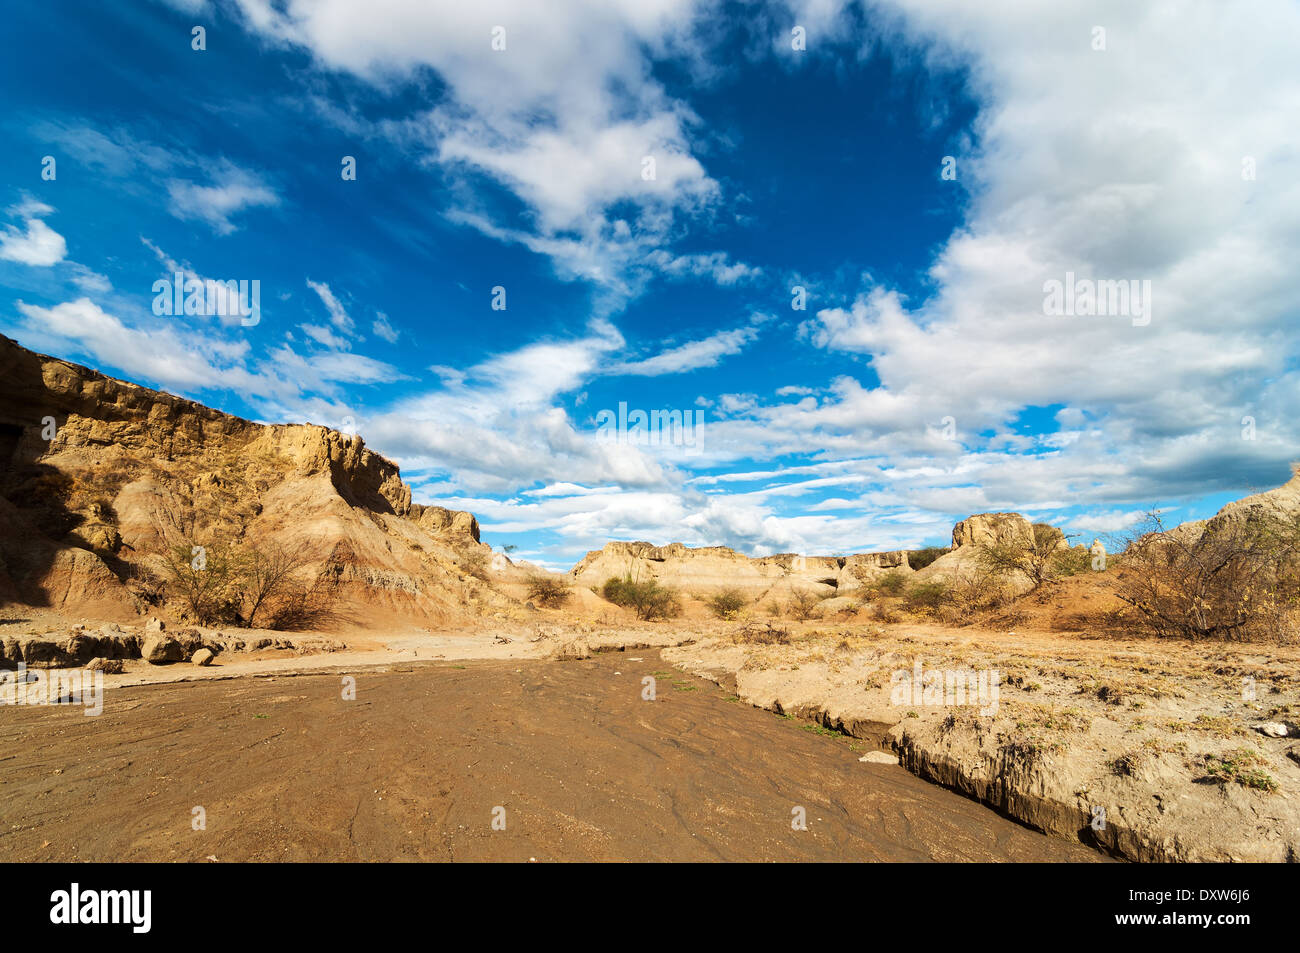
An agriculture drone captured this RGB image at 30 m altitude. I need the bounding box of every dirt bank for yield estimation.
[663,623,1300,862]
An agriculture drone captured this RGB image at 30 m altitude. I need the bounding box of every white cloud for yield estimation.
[0,200,67,266]
[611,322,763,376]
[13,298,253,393]
[166,163,279,235]
[372,312,399,343]
[300,323,351,351]
[229,0,737,300]
[305,280,356,334]
[69,264,112,293]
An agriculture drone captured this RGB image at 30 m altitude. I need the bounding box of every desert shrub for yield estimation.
[786,588,823,621]
[903,580,949,612]
[234,543,317,629]
[872,570,908,597]
[123,561,166,607]
[262,574,339,630]
[162,541,334,629]
[870,602,901,623]
[161,542,242,625]
[1200,748,1279,792]
[1114,510,1300,642]
[460,551,491,581]
[525,573,571,607]
[939,570,1011,623]
[1051,545,1093,577]
[705,587,748,620]
[601,574,682,620]
[735,620,790,644]
[977,523,1074,590]
[906,547,948,571]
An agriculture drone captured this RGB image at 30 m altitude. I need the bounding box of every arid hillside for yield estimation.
[0,334,513,628]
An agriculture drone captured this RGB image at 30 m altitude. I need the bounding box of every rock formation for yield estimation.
[0,334,495,625]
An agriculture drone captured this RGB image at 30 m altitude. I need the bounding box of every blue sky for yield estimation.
[2,0,1297,569]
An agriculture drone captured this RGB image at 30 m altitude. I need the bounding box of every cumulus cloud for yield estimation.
[229,0,737,298]
[9,294,403,411]
[767,0,1300,513]
[0,199,67,266]
[13,298,253,393]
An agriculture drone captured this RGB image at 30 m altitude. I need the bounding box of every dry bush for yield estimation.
[262,573,339,630]
[977,523,1074,591]
[903,580,948,614]
[870,571,908,597]
[460,551,491,581]
[871,602,901,623]
[735,620,790,644]
[706,587,748,620]
[236,543,317,628]
[1051,545,1094,577]
[938,569,1012,624]
[526,573,571,607]
[786,588,822,621]
[122,561,166,608]
[601,574,682,621]
[161,542,241,625]
[1114,511,1300,642]
[162,540,335,630]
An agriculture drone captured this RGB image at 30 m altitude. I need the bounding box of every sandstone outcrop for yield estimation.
[569,542,849,602]
[0,334,496,625]
[913,512,1066,586]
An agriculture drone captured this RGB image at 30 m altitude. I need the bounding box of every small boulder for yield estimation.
[85,657,125,674]
[859,751,900,765]
[19,637,70,668]
[1253,722,1290,738]
[191,648,215,667]
[551,638,592,661]
[142,634,184,664]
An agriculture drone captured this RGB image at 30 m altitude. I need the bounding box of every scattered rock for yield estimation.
[18,637,69,668]
[191,647,215,666]
[859,751,900,765]
[1253,722,1290,738]
[551,638,592,661]
[142,634,184,664]
[85,657,124,674]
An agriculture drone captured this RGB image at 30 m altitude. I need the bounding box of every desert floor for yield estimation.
[0,648,1102,862]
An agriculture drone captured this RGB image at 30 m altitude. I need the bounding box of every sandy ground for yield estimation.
[0,649,1101,862]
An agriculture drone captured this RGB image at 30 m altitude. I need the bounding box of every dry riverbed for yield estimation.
[0,650,1100,862]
